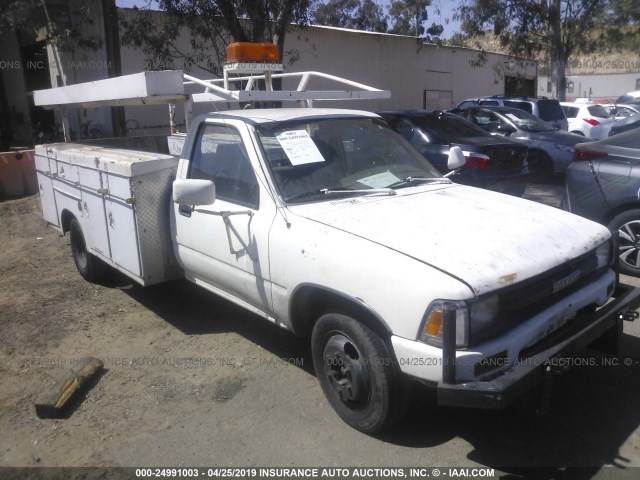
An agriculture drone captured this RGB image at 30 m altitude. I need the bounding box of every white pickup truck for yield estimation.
[33,70,640,433]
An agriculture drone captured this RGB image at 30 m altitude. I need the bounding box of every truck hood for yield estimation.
[289,184,610,295]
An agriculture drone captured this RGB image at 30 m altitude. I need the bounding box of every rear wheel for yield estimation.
[69,218,106,282]
[311,313,408,433]
[608,209,640,277]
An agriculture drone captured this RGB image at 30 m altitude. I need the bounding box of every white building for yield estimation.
[538,72,640,103]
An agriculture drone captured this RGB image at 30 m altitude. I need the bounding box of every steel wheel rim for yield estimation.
[617,220,640,269]
[321,332,370,409]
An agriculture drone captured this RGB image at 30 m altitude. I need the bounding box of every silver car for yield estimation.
[564,130,640,275]
[450,106,584,175]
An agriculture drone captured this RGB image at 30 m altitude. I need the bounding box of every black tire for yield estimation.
[527,151,553,178]
[311,313,408,433]
[69,218,106,282]
[608,209,640,277]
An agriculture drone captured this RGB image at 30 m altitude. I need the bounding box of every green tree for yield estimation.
[313,0,388,32]
[120,0,313,76]
[388,0,442,41]
[456,0,638,100]
[0,0,102,51]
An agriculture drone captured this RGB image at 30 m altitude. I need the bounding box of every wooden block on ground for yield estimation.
[35,357,104,419]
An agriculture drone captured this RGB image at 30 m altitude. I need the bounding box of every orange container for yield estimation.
[226,42,279,63]
[0,149,38,198]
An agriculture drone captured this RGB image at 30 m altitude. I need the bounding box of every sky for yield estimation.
[114,0,463,39]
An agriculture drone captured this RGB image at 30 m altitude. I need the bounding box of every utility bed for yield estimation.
[35,144,181,285]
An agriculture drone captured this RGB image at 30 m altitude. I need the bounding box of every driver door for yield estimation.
[173,122,275,313]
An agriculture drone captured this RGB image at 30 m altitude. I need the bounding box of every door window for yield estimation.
[190,124,259,209]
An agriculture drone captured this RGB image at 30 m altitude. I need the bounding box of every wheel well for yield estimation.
[602,204,640,226]
[60,209,76,234]
[289,285,391,340]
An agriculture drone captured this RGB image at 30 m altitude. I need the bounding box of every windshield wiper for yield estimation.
[285,187,396,203]
[386,177,452,189]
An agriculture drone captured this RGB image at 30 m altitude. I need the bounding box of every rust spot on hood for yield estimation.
[499,273,518,283]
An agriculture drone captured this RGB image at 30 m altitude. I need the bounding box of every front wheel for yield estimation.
[311,313,408,433]
[608,210,640,277]
[69,218,107,282]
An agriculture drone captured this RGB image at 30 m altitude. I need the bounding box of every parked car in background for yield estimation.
[602,104,640,121]
[564,130,640,275]
[561,102,613,140]
[380,110,529,196]
[455,95,568,131]
[450,105,584,176]
[616,90,640,106]
[609,113,640,136]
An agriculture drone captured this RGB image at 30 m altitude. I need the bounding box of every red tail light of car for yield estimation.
[464,152,490,169]
[575,149,608,161]
[583,118,600,126]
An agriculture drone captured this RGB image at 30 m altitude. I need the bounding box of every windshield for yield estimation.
[499,109,556,132]
[256,117,441,203]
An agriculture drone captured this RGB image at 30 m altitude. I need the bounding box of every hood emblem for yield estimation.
[553,270,580,294]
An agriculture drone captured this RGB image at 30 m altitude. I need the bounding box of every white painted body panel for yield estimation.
[35,144,181,285]
[287,184,610,296]
[171,119,278,316]
[267,206,474,339]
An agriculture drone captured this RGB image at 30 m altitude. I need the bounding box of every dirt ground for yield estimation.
[2,192,640,478]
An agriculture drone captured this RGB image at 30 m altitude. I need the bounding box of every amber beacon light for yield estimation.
[225,42,279,63]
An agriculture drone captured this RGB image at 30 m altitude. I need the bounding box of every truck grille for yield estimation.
[469,250,603,346]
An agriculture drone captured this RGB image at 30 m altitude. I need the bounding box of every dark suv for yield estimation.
[456,95,568,131]
[380,110,529,196]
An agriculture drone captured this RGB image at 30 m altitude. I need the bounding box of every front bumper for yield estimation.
[436,283,640,409]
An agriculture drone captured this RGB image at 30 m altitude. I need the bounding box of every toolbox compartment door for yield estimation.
[35,154,59,227]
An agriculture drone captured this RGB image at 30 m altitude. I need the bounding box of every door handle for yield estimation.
[179,204,192,217]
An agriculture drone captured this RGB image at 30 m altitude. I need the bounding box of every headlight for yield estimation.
[419,300,469,348]
[419,296,501,349]
[595,239,614,269]
[555,144,575,153]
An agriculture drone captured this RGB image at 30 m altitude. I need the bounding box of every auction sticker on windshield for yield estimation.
[358,171,401,188]
[276,130,326,166]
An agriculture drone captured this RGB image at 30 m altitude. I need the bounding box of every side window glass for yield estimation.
[190,124,259,209]
[472,111,501,132]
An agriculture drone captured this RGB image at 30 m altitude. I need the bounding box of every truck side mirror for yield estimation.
[173,179,216,206]
[447,146,465,170]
